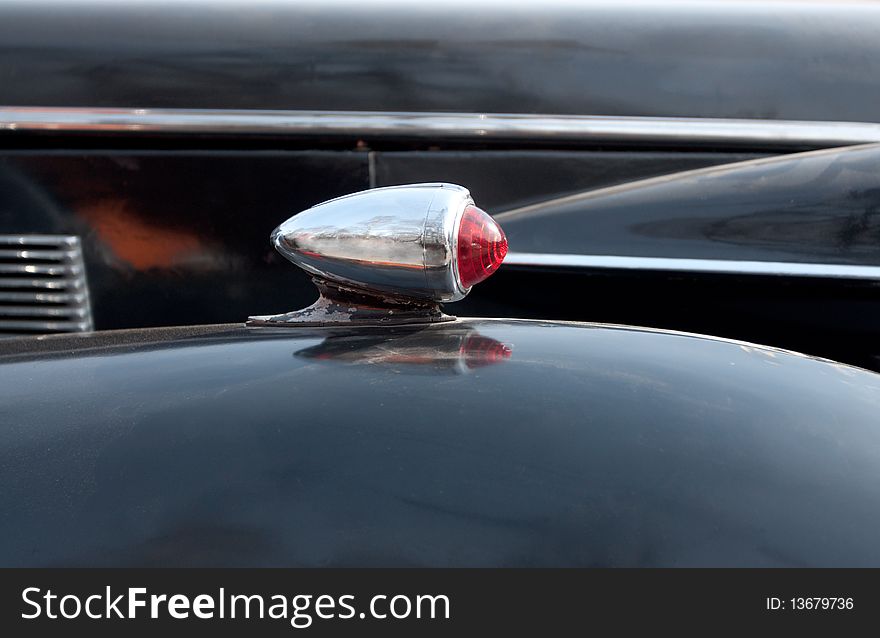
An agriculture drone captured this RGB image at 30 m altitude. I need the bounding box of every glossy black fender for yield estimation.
[500,143,880,265]
[1,319,879,566]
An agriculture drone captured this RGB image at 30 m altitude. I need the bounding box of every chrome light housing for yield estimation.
[248,183,507,327]
[271,183,473,303]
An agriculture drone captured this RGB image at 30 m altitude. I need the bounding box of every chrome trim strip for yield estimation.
[504,253,880,280]
[0,278,79,290]
[0,291,87,304]
[0,305,90,318]
[3,108,880,148]
[0,263,82,276]
[0,248,80,261]
[0,234,79,246]
[0,319,92,332]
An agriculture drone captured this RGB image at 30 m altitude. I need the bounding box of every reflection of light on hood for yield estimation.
[294,327,512,374]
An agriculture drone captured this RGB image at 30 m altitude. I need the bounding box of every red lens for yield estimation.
[456,205,508,289]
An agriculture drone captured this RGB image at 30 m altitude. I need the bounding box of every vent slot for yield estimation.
[0,235,93,336]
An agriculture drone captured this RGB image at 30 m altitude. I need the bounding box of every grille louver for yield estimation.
[0,235,93,335]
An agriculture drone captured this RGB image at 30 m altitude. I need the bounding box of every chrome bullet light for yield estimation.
[248,183,507,327]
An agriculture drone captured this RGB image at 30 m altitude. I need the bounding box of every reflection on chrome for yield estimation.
[249,183,505,328]
[294,325,511,374]
[271,183,473,303]
[4,108,880,149]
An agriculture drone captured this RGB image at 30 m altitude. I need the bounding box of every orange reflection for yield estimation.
[80,199,205,270]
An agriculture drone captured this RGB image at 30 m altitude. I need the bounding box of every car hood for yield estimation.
[1,318,880,566]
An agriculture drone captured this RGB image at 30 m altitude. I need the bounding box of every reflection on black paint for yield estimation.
[295,324,511,374]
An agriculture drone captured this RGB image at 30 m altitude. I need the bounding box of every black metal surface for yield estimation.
[499,144,880,264]
[0,2,879,122]
[1,319,879,566]
[459,268,880,375]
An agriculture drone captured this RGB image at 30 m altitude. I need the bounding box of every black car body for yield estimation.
[2,1,880,568]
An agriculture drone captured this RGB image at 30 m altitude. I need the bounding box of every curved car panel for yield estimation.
[500,143,880,267]
[2,319,879,566]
